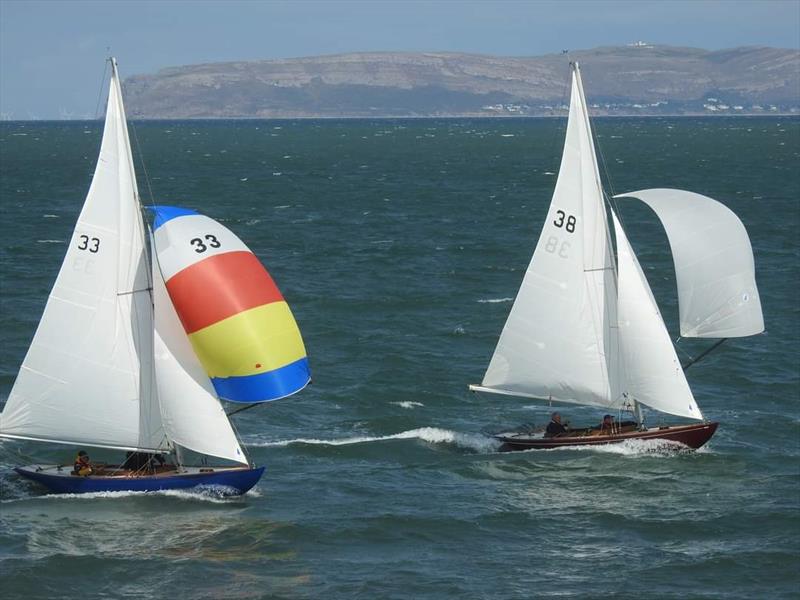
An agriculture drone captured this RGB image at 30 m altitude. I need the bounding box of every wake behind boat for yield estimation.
[470,62,763,451]
[0,59,310,495]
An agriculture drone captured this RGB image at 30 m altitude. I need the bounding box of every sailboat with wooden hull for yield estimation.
[471,62,763,451]
[1,59,310,495]
[494,422,719,452]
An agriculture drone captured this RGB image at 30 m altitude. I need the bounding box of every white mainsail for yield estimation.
[612,211,702,420]
[614,189,764,339]
[474,63,620,408]
[0,60,166,452]
[151,247,247,465]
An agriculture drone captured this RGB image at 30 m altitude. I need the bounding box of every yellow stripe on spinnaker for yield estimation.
[188,301,307,378]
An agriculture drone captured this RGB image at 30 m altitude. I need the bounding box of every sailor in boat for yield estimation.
[124,452,167,474]
[73,451,93,477]
[598,415,615,434]
[544,412,569,438]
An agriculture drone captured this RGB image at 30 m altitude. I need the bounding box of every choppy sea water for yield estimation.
[0,117,798,599]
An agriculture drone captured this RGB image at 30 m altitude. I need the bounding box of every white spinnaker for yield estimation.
[615,189,764,338]
[151,245,247,465]
[612,212,703,420]
[0,60,165,452]
[478,63,619,408]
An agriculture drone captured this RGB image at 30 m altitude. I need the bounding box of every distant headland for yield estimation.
[122,45,799,119]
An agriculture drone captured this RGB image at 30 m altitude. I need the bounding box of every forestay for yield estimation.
[0,60,166,451]
[614,189,763,338]
[612,211,702,420]
[475,63,620,408]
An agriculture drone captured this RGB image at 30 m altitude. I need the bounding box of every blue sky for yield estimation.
[1,0,798,118]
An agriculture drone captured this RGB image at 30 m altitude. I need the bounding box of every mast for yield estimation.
[109,56,166,453]
[572,61,623,403]
[633,400,644,428]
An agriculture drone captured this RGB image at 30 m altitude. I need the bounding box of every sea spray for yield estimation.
[246,427,501,454]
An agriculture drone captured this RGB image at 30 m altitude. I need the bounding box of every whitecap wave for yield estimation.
[391,401,424,409]
[1,486,257,505]
[248,427,499,453]
[545,438,698,457]
[477,297,513,304]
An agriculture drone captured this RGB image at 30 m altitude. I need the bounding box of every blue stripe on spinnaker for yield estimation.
[211,357,311,403]
[150,205,199,230]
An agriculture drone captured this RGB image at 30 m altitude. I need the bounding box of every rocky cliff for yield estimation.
[123,45,800,118]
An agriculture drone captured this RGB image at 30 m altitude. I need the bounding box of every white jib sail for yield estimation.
[614,189,763,338]
[478,63,619,408]
[0,60,166,452]
[612,212,703,420]
[151,244,247,465]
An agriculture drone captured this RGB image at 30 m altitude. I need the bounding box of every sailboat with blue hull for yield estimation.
[14,465,266,495]
[1,59,310,495]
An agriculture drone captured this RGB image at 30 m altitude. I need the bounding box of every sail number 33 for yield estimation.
[190,234,222,253]
[77,234,100,253]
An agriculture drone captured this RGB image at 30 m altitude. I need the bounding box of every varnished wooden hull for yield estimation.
[495,422,719,451]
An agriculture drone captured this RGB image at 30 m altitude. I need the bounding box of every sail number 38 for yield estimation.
[190,234,222,253]
[545,210,576,259]
[553,210,576,233]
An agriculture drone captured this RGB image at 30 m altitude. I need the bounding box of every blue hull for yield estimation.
[15,465,265,496]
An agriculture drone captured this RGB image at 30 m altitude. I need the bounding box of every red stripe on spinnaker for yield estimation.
[166,251,284,333]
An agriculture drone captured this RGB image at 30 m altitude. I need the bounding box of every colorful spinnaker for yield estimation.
[151,205,311,403]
